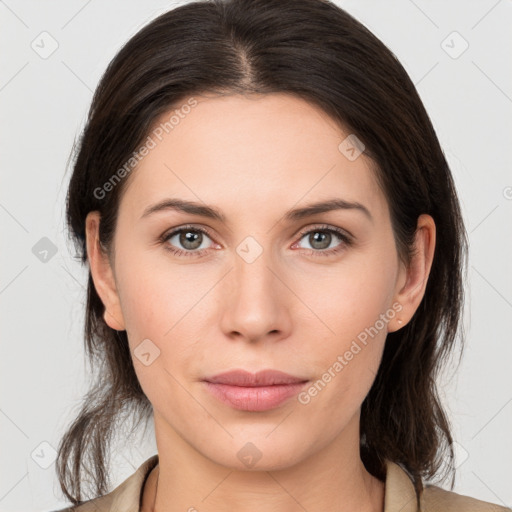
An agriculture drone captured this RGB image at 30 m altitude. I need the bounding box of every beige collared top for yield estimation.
[53,454,510,512]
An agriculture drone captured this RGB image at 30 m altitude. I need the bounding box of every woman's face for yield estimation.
[87,92,433,471]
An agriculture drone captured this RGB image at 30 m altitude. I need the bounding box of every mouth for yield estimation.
[202,369,309,412]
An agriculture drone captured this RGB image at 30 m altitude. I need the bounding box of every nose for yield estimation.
[219,244,292,344]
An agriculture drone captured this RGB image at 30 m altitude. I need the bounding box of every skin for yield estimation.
[85,92,435,512]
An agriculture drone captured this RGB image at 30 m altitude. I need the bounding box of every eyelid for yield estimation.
[161,223,352,243]
[162,223,215,240]
[296,223,353,241]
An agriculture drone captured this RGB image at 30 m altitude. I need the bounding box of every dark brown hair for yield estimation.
[58,0,467,505]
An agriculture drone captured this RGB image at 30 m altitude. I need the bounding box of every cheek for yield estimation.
[296,289,389,434]
[296,248,398,347]
[113,244,216,396]
[114,226,397,414]
[293,245,396,408]
[115,241,213,341]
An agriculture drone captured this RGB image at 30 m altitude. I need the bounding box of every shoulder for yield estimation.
[47,491,122,512]
[48,454,159,512]
[421,483,511,511]
[384,460,509,512]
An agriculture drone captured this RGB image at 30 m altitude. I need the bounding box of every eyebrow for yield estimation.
[140,197,372,223]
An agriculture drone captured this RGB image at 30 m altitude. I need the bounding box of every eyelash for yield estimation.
[159,224,352,259]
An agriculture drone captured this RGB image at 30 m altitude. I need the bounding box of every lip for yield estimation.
[203,369,309,412]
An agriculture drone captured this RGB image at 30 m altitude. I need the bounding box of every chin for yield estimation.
[193,430,314,472]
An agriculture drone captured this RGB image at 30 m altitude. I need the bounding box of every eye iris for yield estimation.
[310,231,331,250]
[180,230,202,250]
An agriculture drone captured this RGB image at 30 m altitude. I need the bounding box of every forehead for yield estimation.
[119,92,387,224]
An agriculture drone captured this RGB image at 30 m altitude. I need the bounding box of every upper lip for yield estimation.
[204,369,308,387]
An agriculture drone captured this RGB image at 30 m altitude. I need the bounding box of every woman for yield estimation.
[53,0,508,510]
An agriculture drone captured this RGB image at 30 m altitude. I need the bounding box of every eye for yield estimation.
[160,225,217,257]
[292,224,352,257]
[159,223,352,259]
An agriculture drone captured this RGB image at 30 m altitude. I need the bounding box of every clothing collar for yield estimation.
[87,455,419,512]
[383,459,420,512]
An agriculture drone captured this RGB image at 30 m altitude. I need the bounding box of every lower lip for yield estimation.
[203,381,308,411]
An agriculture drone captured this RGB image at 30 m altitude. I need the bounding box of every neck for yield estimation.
[143,412,385,512]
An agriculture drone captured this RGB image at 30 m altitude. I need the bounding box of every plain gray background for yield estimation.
[1,1,511,510]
